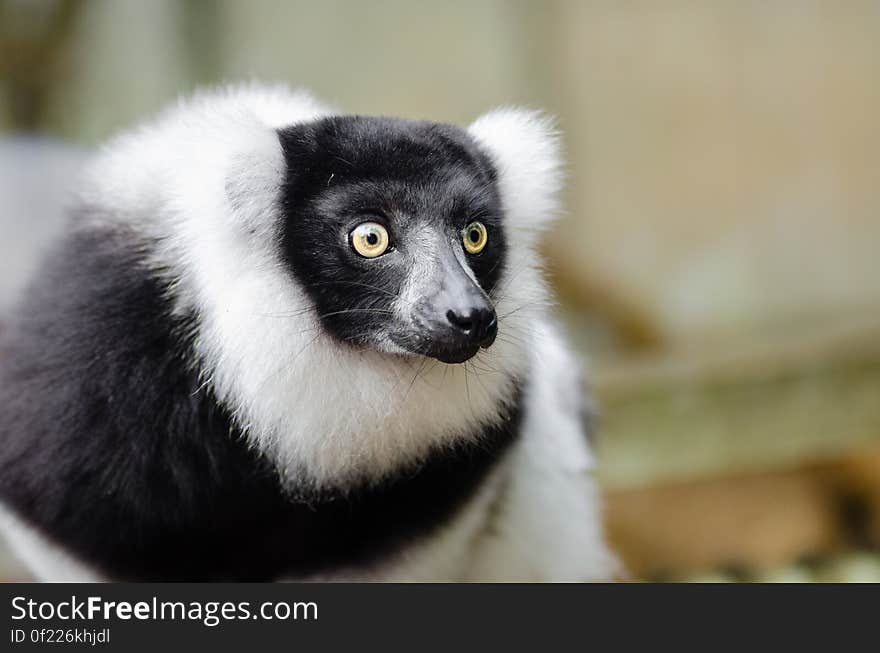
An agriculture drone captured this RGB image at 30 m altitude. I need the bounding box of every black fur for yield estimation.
[277,116,506,358]
[0,224,521,581]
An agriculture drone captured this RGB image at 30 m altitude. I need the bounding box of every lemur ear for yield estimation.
[467,108,564,241]
[224,123,286,238]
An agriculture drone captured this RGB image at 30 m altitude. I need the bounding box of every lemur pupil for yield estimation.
[367,233,378,245]
[470,230,479,243]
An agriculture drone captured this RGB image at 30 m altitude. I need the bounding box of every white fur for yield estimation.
[0,505,103,582]
[465,320,618,581]
[297,322,617,582]
[3,84,615,581]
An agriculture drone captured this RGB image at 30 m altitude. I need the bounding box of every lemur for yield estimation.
[0,84,616,581]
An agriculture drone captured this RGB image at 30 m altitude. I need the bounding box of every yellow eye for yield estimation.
[350,222,390,258]
[462,221,488,254]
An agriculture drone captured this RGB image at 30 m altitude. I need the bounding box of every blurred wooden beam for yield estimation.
[594,314,880,490]
[545,245,666,351]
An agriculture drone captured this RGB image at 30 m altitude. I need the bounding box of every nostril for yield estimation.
[446,309,473,333]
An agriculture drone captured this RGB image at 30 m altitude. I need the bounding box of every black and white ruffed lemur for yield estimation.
[0,84,616,581]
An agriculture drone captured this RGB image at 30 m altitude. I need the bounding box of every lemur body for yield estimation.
[0,85,615,581]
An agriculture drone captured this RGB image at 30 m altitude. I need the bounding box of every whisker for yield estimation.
[401,356,429,405]
[316,308,396,319]
[257,308,395,319]
[299,280,401,299]
[462,362,478,423]
[498,300,549,321]
[251,332,323,398]
[413,358,443,391]
[491,260,534,303]
[467,360,495,396]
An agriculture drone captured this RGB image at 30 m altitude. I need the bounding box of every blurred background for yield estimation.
[1,0,879,581]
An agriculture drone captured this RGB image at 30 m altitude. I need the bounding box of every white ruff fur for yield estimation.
[0,505,101,582]
[40,83,619,581]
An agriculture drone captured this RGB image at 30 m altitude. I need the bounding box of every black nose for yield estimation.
[446,306,498,348]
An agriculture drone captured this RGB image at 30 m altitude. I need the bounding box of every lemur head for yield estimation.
[277,117,505,364]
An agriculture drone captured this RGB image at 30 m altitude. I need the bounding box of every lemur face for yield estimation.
[278,116,506,364]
